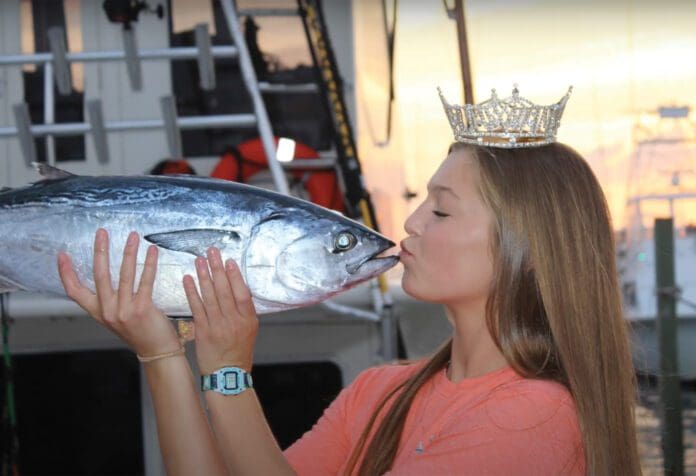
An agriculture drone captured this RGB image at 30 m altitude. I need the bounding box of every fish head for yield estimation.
[244,209,399,308]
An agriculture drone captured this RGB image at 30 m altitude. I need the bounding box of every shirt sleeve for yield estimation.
[283,386,352,476]
[283,367,376,476]
[283,364,421,475]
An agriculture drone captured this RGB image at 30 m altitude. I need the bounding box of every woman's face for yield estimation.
[400,148,495,308]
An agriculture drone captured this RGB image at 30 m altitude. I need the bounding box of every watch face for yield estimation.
[223,371,238,391]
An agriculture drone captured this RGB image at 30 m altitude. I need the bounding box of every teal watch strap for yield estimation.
[201,367,253,395]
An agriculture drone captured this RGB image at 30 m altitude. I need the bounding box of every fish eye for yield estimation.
[333,232,357,253]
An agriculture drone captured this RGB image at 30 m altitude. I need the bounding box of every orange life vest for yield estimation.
[211,137,344,212]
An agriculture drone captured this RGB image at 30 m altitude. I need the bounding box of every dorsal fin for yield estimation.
[31,162,76,181]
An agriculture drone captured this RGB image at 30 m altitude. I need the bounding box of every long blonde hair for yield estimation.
[344,142,640,475]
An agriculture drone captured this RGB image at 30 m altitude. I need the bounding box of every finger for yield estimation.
[136,245,159,298]
[183,274,209,333]
[207,248,238,318]
[118,231,139,307]
[93,228,115,308]
[57,252,101,319]
[225,259,255,318]
[195,256,224,325]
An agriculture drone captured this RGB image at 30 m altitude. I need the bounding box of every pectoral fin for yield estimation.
[145,229,241,257]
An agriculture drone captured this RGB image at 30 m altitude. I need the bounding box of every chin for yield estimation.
[401,274,442,303]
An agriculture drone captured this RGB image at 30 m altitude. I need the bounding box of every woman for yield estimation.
[57,100,640,475]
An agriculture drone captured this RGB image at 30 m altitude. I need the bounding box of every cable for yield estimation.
[677,296,696,313]
[1,293,19,476]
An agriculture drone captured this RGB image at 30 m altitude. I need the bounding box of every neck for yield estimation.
[444,303,508,382]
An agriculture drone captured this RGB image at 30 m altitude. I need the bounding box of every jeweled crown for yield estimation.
[438,85,572,148]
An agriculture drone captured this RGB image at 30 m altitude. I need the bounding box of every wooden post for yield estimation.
[655,217,684,476]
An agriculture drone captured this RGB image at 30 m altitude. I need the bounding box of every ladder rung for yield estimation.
[237,8,299,17]
[0,46,239,67]
[0,114,258,138]
[281,158,337,170]
[258,82,319,94]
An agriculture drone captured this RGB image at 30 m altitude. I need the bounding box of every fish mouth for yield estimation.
[346,240,400,275]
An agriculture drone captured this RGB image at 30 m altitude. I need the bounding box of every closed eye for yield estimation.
[433,210,449,218]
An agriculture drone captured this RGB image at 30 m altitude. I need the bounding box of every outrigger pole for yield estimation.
[444,0,474,103]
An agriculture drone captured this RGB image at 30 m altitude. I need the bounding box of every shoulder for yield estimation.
[484,377,578,431]
[340,361,424,412]
[352,360,423,387]
[345,361,423,403]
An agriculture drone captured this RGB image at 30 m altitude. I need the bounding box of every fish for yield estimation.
[0,164,399,316]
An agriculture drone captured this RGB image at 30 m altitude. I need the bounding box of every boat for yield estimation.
[0,1,446,473]
[617,105,696,378]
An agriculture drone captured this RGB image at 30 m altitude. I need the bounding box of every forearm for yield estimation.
[143,355,227,476]
[205,389,296,476]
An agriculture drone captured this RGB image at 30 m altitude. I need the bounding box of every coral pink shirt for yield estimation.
[284,362,585,475]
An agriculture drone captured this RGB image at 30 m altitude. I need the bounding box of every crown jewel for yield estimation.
[438,85,572,148]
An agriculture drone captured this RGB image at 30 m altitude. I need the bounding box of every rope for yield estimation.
[656,286,696,312]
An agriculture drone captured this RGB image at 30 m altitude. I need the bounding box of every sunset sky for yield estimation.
[354,0,696,240]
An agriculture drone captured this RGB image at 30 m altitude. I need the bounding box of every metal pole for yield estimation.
[219,0,290,195]
[655,217,684,476]
[0,114,257,138]
[122,27,142,91]
[43,62,56,165]
[453,0,474,104]
[0,46,238,66]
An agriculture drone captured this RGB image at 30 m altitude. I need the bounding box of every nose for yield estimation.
[403,206,422,236]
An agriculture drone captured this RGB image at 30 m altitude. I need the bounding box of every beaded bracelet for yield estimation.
[137,346,186,363]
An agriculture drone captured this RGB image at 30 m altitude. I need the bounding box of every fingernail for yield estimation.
[195,257,205,268]
[226,259,235,271]
[127,232,137,246]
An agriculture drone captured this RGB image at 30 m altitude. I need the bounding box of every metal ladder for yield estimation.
[234,0,398,361]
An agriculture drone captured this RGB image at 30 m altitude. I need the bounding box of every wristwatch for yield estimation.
[201,367,253,396]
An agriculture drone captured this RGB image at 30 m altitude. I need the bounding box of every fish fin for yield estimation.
[144,229,241,257]
[31,162,76,181]
[0,186,12,192]
[0,276,20,293]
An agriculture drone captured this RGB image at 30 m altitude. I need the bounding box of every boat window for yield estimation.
[13,350,144,474]
[623,281,638,308]
[20,0,85,162]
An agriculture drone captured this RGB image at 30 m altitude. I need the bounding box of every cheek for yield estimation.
[403,225,494,302]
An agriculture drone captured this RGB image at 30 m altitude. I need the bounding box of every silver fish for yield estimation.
[0,165,399,316]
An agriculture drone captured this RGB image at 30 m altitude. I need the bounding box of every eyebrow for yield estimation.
[427,184,460,200]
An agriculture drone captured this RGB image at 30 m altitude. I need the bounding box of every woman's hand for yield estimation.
[57,228,181,357]
[183,247,258,375]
